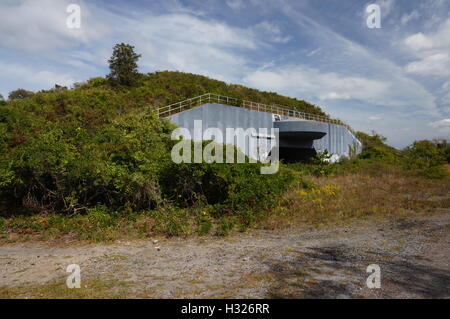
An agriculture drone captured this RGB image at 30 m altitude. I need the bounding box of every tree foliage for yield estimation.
[107,43,141,86]
[432,138,450,163]
[8,88,34,100]
[356,131,401,163]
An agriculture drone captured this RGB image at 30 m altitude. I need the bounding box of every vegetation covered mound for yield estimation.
[0,71,305,217]
[0,42,448,240]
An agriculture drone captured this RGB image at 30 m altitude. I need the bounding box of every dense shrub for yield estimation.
[421,165,448,179]
[160,143,294,216]
[403,140,448,178]
[404,140,446,168]
[0,102,175,214]
[356,131,401,164]
[8,88,34,100]
[1,70,312,218]
[286,133,449,180]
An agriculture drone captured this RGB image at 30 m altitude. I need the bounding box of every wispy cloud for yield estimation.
[0,60,77,92]
[404,18,450,76]
[0,0,108,52]
[226,0,245,10]
[400,10,420,25]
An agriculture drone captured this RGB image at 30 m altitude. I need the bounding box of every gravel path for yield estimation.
[1,211,449,298]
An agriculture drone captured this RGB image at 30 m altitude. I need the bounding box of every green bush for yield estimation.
[151,207,187,237]
[404,140,446,169]
[216,218,234,236]
[160,143,294,218]
[0,101,175,213]
[87,205,116,228]
[356,131,401,164]
[0,70,331,217]
[422,165,448,179]
[196,214,212,236]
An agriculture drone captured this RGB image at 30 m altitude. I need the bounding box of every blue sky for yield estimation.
[0,0,449,148]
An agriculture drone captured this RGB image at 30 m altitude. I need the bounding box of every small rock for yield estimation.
[153,240,159,245]
[155,246,161,251]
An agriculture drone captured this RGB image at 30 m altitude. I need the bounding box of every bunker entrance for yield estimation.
[278,147,317,163]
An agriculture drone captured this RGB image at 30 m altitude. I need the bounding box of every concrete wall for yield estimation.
[166,102,362,161]
[313,123,362,159]
[168,103,274,160]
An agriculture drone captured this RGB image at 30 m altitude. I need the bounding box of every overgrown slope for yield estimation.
[1,71,448,241]
[1,71,306,216]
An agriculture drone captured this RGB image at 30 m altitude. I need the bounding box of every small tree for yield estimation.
[8,88,34,100]
[0,94,5,106]
[53,84,68,92]
[107,43,141,86]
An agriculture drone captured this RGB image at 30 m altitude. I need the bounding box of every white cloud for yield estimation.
[273,0,439,116]
[226,0,245,10]
[131,14,257,50]
[322,92,352,100]
[430,119,450,128]
[372,0,394,18]
[404,33,434,51]
[401,10,420,25]
[404,19,450,76]
[0,1,294,92]
[1,5,279,90]
[307,48,321,57]
[430,118,450,134]
[251,21,291,44]
[124,13,264,82]
[0,61,77,96]
[405,53,450,76]
[243,65,436,113]
[0,0,109,52]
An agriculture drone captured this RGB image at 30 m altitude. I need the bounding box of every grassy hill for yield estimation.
[1,70,449,242]
[134,71,329,116]
[69,70,329,115]
[2,71,311,218]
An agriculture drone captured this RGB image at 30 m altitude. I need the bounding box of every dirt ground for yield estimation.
[0,211,449,298]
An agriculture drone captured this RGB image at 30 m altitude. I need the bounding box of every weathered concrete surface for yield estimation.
[167,103,362,161]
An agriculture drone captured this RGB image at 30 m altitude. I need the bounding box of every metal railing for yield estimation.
[155,93,355,133]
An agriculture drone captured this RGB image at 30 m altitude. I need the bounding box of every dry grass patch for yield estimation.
[258,172,450,229]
